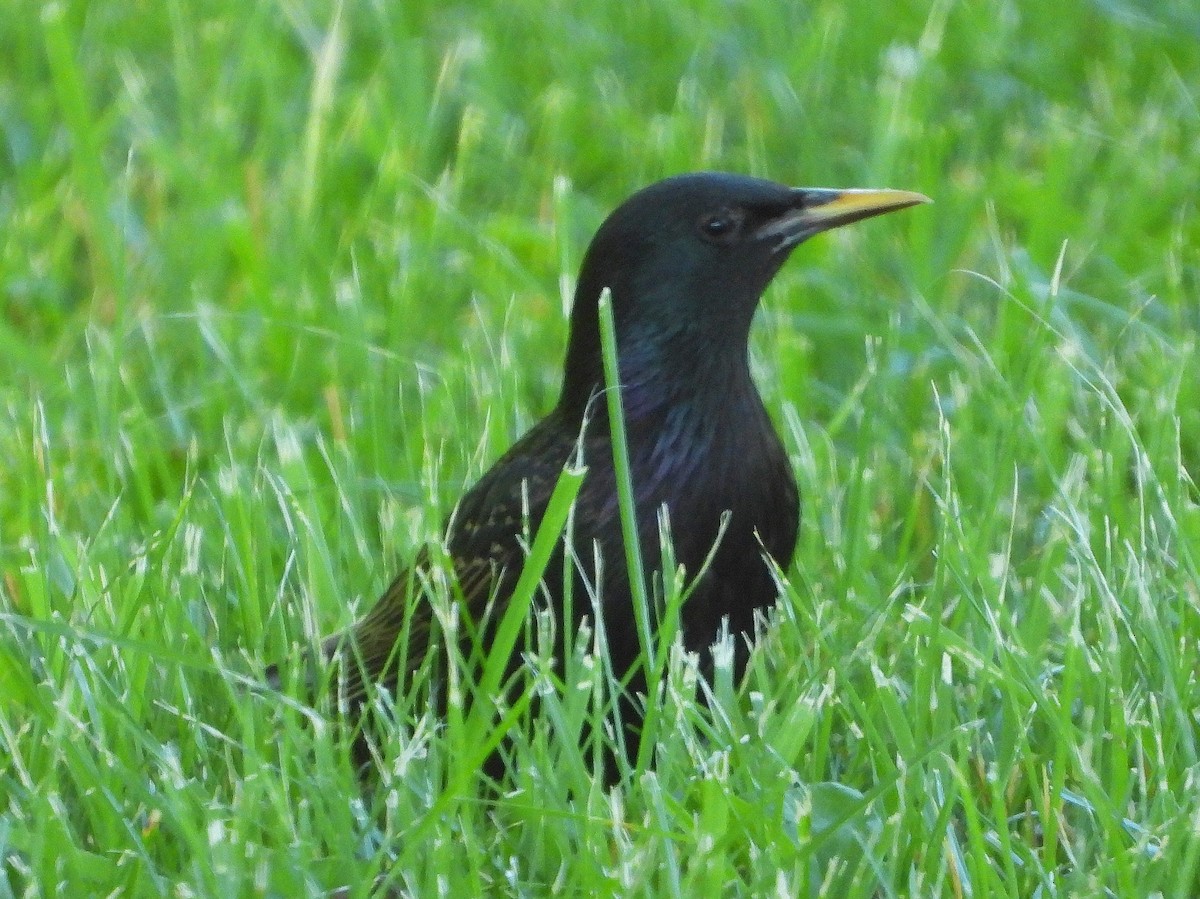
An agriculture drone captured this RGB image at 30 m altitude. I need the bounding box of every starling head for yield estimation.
[560,172,929,414]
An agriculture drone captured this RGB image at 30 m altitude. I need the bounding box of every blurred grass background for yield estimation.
[1,0,1198,895]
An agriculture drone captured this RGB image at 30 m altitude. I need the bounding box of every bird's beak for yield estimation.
[756,188,931,251]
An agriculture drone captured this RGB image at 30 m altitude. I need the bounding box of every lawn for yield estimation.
[2,0,1198,895]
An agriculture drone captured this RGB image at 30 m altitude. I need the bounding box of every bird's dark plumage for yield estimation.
[270,172,928,771]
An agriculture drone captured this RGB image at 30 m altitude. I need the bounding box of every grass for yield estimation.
[2,0,1199,894]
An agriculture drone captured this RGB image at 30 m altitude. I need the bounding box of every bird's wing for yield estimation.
[315,414,581,705]
[314,547,497,705]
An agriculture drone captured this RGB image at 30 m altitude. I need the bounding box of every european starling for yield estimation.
[271,172,928,770]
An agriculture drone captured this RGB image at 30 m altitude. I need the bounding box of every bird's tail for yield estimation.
[264,569,425,707]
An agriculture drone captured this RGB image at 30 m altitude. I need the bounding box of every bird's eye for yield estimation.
[698,210,742,242]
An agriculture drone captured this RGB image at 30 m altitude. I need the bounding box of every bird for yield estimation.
[269,172,928,775]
